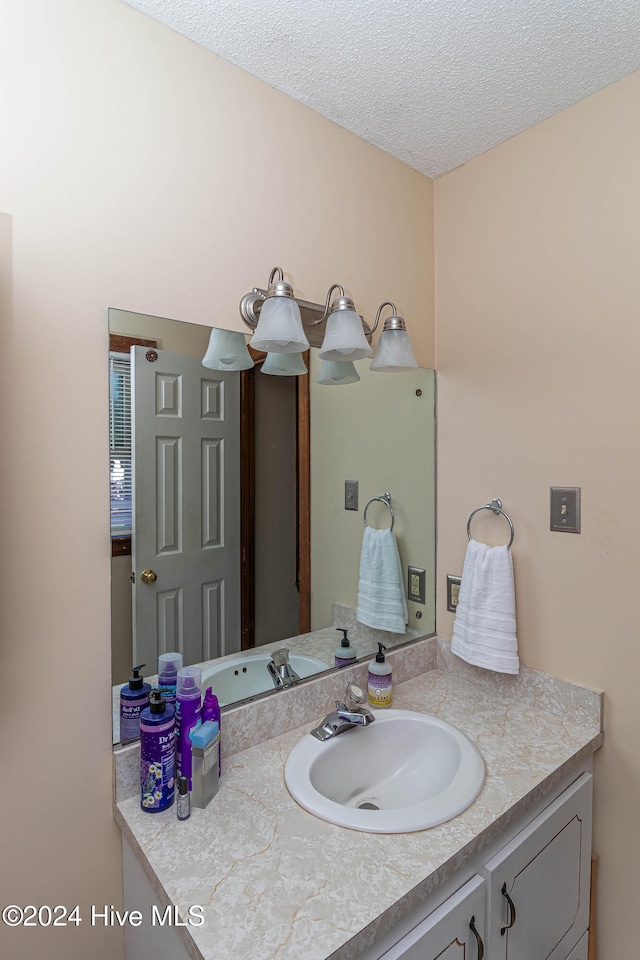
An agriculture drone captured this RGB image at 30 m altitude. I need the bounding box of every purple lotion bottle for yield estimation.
[120,664,151,742]
[202,686,221,776]
[140,690,176,813]
[175,666,202,790]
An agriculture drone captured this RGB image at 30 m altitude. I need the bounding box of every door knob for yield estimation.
[141,569,158,584]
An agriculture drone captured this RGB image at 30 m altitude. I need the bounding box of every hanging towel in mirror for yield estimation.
[356,526,408,634]
[451,538,519,674]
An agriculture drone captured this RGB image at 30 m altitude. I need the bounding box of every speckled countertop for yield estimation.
[114,639,603,960]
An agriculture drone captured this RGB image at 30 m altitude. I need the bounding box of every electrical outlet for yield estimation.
[407,566,426,604]
[447,575,462,612]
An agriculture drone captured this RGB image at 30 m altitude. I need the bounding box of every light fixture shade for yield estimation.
[202,328,254,370]
[249,296,309,353]
[318,309,372,361]
[317,360,360,385]
[370,328,419,372]
[261,352,308,376]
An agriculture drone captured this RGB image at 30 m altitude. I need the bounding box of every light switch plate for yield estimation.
[550,486,581,533]
[408,566,426,604]
[345,480,359,511]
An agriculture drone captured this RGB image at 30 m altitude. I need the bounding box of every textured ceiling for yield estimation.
[121,0,640,178]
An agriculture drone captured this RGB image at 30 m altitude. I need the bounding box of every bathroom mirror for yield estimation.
[110,308,435,742]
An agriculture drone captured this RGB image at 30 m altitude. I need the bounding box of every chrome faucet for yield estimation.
[310,682,376,741]
[266,648,300,689]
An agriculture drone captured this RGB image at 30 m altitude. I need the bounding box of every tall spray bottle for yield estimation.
[175,666,202,790]
[157,652,183,710]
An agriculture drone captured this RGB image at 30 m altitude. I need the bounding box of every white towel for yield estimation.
[356,526,408,634]
[451,539,519,674]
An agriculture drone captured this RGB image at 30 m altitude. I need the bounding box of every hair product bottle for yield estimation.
[175,667,202,790]
[119,664,151,742]
[140,690,176,813]
[202,687,222,776]
[157,652,183,709]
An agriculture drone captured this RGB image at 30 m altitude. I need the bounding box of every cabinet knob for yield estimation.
[469,915,484,959]
[500,882,517,935]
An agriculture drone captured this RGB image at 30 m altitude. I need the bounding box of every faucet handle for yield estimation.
[344,682,367,711]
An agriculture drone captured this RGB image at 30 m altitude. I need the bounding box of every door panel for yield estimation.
[132,346,241,669]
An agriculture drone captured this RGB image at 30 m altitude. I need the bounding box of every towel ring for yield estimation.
[466,498,515,549]
[363,492,395,531]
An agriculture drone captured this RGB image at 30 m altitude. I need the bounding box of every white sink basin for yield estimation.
[201,653,328,706]
[284,709,485,833]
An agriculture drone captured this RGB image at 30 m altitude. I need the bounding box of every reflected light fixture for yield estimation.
[317,360,360,385]
[369,302,419,372]
[316,284,372,362]
[247,267,309,354]
[261,352,308,376]
[202,328,254,371]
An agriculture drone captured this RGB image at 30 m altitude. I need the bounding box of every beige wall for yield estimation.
[0,2,433,958]
[435,68,640,958]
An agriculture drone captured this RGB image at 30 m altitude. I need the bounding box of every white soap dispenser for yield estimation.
[367,643,392,708]
[334,628,357,668]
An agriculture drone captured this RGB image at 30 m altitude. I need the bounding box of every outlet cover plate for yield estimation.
[447,575,462,612]
[408,566,426,604]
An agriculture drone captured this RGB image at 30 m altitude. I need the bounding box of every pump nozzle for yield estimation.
[375,643,387,663]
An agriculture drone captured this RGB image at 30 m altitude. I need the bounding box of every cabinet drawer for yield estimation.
[484,773,592,960]
[377,875,485,960]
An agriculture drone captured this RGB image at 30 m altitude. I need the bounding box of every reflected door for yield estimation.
[131,346,241,668]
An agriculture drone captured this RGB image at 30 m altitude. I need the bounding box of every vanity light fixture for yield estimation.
[317,359,360,385]
[369,302,419,372]
[246,267,309,354]
[202,328,254,371]
[239,268,418,372]
[261,352,308,377]
[316,283,372,362]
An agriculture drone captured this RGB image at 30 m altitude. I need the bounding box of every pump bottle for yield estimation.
[334,628,357,668]
[119,664,151,742]
[140,690,176,812]
[367,643,392,708]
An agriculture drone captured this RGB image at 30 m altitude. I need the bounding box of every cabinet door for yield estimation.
[378,875,485,960]
[484,773,592,960]
[565,931,588,960]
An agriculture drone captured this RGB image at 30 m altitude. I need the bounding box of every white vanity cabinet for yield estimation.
[367,772,592,960]
[484,773,592,960]
[376,875,486,960]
